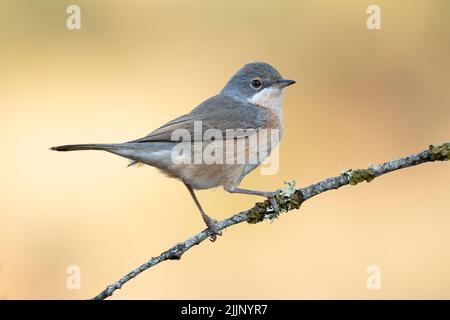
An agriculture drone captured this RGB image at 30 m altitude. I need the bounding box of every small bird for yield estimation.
[51,62,295,241]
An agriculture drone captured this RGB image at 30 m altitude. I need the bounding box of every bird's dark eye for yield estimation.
[251,78,262,89]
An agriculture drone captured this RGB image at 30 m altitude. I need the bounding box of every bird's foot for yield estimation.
[265,190,281,218]
[203,216,222,242]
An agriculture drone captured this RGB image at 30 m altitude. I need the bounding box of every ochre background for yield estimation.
[0,0,449,299]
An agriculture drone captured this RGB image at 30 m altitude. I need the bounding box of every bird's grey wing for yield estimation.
[128,95,267,143]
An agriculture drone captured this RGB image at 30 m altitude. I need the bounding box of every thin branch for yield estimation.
[92,142,449,300]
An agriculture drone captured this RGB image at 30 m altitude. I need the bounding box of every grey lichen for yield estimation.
[429,143,450,161]
[246,185,304,224]
[346,168,376,186]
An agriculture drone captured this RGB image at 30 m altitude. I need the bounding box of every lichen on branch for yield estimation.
[429,143,450,161]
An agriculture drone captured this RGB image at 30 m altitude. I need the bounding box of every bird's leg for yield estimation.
[226,188,281,215]
[184,183,222,242]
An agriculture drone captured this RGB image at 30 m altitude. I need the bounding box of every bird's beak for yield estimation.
[274,79,296,88]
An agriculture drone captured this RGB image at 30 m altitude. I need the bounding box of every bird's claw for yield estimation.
[268,196,280,215]
[266,189,281,218]
[205,218,222,242]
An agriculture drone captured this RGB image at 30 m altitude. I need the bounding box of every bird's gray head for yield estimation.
[220,62,295,103]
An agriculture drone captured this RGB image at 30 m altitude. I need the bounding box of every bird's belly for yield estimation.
[170,163,246,190]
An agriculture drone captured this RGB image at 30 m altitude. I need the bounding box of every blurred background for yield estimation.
[0,0,449,299]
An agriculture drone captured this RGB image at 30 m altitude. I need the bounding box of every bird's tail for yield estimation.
[50,142,166,166]
[50,143,120,152]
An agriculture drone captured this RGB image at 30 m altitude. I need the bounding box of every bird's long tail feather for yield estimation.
[50,143,120,152]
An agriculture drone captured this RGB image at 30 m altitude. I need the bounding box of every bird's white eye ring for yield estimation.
[250,78,262,89]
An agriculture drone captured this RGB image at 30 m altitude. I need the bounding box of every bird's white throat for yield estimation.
[248,87,283,111]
